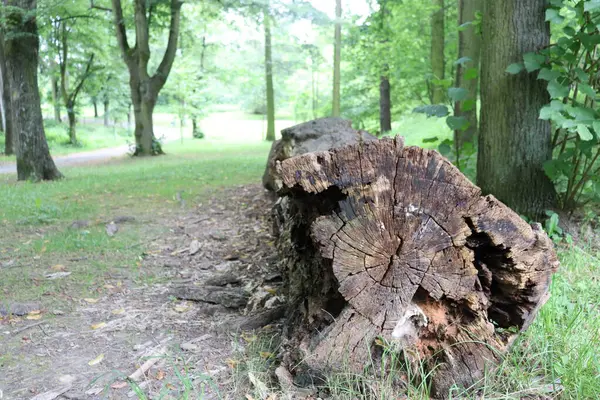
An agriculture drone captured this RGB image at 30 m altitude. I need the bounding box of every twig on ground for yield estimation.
[12,321,48,336]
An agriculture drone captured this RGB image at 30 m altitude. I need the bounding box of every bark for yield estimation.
[332,0,342,117]
[51,76,61,123]
[430,0,445,104]
[264,3,275,142]
[271,135,559,398]
[379,74,392,134]
[478,0,555,218]
[5,0,62,180]
[453,0,482,153]
[111,0,183,156]
[103,97,109,127]
[92,98,99,118]
[0,30,13,155]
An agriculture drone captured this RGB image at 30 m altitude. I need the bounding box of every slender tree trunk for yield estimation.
[332,0,342,116]
[127,102,132,129]
[264,4,275,141]
[103,97,109,127]
[51,76,61,123]
[430,0,445,104]
[379,74,392,134]
[478,0,555,218]
[67,103,76,144]
[0,31,13,155]
[454,0,481,153]
[93,98,98,118]
[5,0,62,180]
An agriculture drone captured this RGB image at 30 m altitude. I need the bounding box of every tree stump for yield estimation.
[272,136,559,398]
[262,117,376,191]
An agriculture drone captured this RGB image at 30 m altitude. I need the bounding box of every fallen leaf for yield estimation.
[83,298,99,304]
[259,351,273,359]
[51,264,66,271]
[110,381,128,389]
[26,313,42,320]
[88,354,104,366]
[103,284,115,289]
[91,322,106,330]
[111,308,125,315]
[189,240,201,255]
[174,303,190,313]
[166,383,176,390]
[226,359,239,369]
[155,370,165,381]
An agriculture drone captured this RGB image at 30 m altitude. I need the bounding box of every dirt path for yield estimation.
[0,185,280,399]
[0,145,130,174]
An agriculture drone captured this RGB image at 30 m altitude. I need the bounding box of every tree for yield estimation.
[57,20,95,144]
[430,0,445,104]
[478,0,555,217]
[0,30,13,155]
[332,0,341,116]
[4,0,62,180]
[264,1,275,141]
[453,0,481,151]
[109,0,183,156]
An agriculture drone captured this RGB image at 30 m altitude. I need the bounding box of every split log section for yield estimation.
[271,133,559,397]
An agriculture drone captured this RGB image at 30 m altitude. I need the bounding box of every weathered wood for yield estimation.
[262,117,376,191]
[273,137,559,398]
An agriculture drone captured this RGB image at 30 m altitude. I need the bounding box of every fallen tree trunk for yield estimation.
[272,135,559,398]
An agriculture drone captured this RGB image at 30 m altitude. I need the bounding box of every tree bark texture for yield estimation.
[332,0,342,117]
[111,0,182,156]
[4,0,62,180]
[272,136,558,398]
[430,0,445,104]
[0,30,13,155]
[453,0,481,150]
[379,74,392,134]
[51,76,61,123]
[478,0,555,218]
[264,4,275,142]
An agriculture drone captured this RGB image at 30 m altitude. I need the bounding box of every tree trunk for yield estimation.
[454,0,482,153]
[51,76,61,123]
[0,31,13,155]
[5,0,62,180]
[103,97,109,127]
[93,98,99,118]
[430,0,445,104]
[127,102,132,129]
[478,0,555,218]
[332,0,342,117]
[67,103,76,144]
[264,4,275,142]
[379,74,392,134]
[270,132,558,398]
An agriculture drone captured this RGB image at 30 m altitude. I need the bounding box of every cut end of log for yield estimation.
[273,136,559,397]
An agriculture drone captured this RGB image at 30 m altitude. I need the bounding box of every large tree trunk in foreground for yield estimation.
[5,0,62,181]
[430,0,445,104]
[0,31,13,155]
[271,131,558,398]
[478,0,555,218]
[454,0,481,153]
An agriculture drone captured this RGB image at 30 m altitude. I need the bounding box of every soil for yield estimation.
[0,184,282,400]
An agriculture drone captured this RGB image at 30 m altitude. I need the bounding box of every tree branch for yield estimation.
[90,0,112,12]
[110,0,131,62]
[151,0,183,92]
[70,54,95,103]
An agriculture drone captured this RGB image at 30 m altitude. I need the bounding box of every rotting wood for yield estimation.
[271,136,559,398]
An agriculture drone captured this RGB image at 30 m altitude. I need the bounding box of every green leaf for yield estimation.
[462,99,476,112]
[575,68,589,82]
[579,83,596,98]
[454,56,472,66]
[538,68,561,81]
[577,124,593,141]
[548,79,570,98]
[539,105,554,120]
[464,67,478,80]
[412,105,449,118]
[446,116,469,131]
[545,9,564,24]
[448,87,469,102]
[563,26,577,37]
[593,120,600,135]
[422,137,439,144]
[438,142,452,156]
[584,0,600,12]
[523,52,546,72]
[506,63,524,74]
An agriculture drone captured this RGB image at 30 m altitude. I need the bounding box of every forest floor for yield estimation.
[0,139,599,400]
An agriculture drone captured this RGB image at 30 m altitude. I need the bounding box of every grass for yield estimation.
[1,113,599,399]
